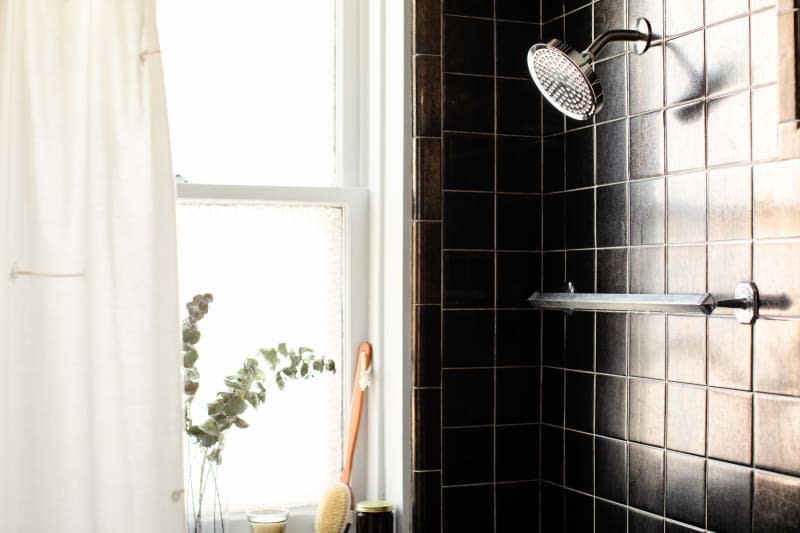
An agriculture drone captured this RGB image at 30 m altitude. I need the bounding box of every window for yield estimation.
[157,0,369,514]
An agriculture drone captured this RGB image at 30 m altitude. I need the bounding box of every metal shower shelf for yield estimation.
[528,282,759,324]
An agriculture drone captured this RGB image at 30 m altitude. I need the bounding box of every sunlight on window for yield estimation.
[157,0,336,186]
[177,202,344,509]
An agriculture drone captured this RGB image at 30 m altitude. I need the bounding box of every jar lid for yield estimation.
[246,509,289,524]
[356,500,394,513]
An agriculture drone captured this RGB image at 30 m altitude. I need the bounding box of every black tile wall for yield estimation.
[413,1,800,532]
[412,4,542,532]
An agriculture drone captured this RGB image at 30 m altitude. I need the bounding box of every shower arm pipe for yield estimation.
[528,282,759,324]
[583,18,653,59]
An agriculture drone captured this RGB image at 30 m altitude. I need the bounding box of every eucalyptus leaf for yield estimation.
[223,395,248,416]
[198,419,219,437]
[183,349,199,368]
[183,328,201,344]
[184,381,199,395]
[233,417,249,429]
[277,343,288,356]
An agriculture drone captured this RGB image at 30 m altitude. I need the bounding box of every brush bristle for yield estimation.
[315,482,351,533]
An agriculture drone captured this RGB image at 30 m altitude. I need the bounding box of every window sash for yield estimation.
[176,183,371,504]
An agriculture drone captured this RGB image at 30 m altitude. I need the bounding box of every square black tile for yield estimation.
[443,368,493,426]
[543,135,566,193]
[630,111,665,179]
[754,470,800,533]
[542,425,565,484]
[543,251,566,292]
[596,374,627,439]
[565,430,594,493]
[414,306,442,387]
[443,74,495,133]
[596,500,627,532]
[754,394,800,477]
[414,388,441,470]
[497,78,540,135]
[442,310,493,368]
[543,194,565,250]
[594,0,625,59]
[497,135,540,193]
[497,367,540,424]
[629,443,665,515]
[666,383,706,456]
[443,192,494,250]
[565,371,594,432]
[496,0,540,22]
[541,482,565,531]
[597,248,628,294]
[497,194,541,251]
[496,310,540,366]
[443,251,494,308]
[630,177,665,245]
[629,314,665,379]
[629,509,664,533]
[565,311,594,371]
[543,95,565,135]
[629,39,664,114]
[542,311,566,366]
[496,482,539,533]
[566,249,595,293]
[497,252,541,308]
[597,183,628,248]
[596,436,628,504]
[496,21,540,78]
[442,0,492,17]
[596,312,627,375]
[415,55,442,137]
[443,133,494,191]
[596,118,629,184]
[414,221,442,305]
[443,16,494,75]
[443,426,493,485]
[542,367,565,426]
[443,485,493,533]
[754,313,800,396]
[707,389,752,466]
[496,424,539,481]
[564,4,593,59]
[595,55,628,122]
[665,452,706,528]
[415,138,442,220]
[564,187,595,249]
[707,460,753,533]
[413,471,441,533]
[414,0,441,55]
[629,379,665,447]
[565,489,594,532]
[665,30,705,105]
[565,127,594,189]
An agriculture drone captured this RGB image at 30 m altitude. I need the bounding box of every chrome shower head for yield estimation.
[528,40,602,121]
[527,18,653,121]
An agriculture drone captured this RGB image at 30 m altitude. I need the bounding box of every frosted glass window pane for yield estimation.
[158,1,336,187]
[177,202,343,509]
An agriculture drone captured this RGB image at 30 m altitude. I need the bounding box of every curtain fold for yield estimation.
[0,1,185,531]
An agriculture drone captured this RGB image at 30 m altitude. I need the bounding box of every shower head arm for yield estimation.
[583,18,652,59]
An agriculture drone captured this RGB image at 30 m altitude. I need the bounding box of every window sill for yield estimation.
[214,505,317,533]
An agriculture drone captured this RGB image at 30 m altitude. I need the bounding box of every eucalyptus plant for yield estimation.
[182,293,336,532]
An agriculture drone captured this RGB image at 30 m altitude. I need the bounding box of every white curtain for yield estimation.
[0,1,185,532]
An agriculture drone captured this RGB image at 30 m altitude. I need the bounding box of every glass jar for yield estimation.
[246,509,289,533]
[355,500,394,533]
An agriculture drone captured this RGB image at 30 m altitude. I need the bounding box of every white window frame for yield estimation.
[170,0,412,529]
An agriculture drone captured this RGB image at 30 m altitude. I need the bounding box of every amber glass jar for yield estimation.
[355,500,394,533]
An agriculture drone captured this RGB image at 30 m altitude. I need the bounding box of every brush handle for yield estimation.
[342,342,372,485]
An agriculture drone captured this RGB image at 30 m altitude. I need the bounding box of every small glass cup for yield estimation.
[246,509,289,533]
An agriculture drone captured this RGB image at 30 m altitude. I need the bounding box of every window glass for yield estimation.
[177,202,344,508]
[158,1,336,186]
